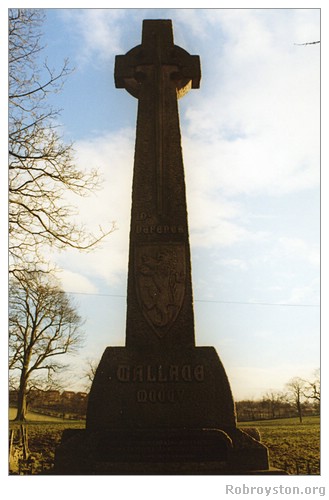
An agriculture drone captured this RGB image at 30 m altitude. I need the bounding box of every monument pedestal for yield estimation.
[86,346,236,431]
[55,346,286,475]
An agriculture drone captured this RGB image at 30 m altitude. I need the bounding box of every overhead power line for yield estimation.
[194,299,319,307]
[64,290,319,308]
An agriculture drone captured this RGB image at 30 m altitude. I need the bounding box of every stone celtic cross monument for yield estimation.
[55,20,283,475]
[115,19,199,350]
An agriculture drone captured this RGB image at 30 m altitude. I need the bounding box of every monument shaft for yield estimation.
[115,20,200,349]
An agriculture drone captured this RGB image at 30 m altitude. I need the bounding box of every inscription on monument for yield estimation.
[136,388,185,404]
[115,364,205,405]
[116,364,205,382]
[135,212,185,235]
[135,224,185,234]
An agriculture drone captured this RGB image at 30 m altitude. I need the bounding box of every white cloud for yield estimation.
[55,269,98,294]
[60,9,129,66]
[52,129,134,285]
[219,258,248,271]
[277,236,320,266]
[285,278,320,305]
[191,218,250,248]
[183,133,318,199]
[72,128,134,227]
[179,10,319,199]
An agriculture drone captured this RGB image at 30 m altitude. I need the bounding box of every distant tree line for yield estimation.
[236,371,320,422]
[10,388,88,420]
[9,369,320,423]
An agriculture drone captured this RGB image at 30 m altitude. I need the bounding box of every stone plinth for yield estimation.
[55,346,279,475]
[55,428,280,475]
[86,347,235,430]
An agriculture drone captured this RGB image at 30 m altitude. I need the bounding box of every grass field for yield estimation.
[239,416,320,474]
[9,407,70,422]
[9,409,85,474]
[9,410,320,475]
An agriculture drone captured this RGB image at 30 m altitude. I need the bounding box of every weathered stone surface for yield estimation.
[55,19,286,475]
[121,20,200,350]
[86,347,236,430]
[55,427,273,475]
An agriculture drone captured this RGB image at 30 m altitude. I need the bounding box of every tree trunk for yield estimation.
[297,399,303,423]
[15,371,28,421]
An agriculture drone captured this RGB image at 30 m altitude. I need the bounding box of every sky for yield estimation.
[35,7,322,401]
[7,7,321,401]
[2,2,328,496]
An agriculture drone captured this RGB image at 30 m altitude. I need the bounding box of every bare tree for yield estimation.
[83,358,99,391]
[303,368,320,405]
[9,269,85,421]
[262,391,288,419]
[286,377,306,423]
[9,8,114,271]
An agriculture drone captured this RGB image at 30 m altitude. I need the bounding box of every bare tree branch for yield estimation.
[8,8,116,272]
[294,41,320,46]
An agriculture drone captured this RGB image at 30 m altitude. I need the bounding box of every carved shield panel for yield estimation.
[135,244,186,337]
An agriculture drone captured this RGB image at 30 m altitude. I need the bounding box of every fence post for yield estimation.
[9,429,15,460]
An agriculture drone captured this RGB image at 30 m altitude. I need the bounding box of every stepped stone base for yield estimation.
[54,427,287,475]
